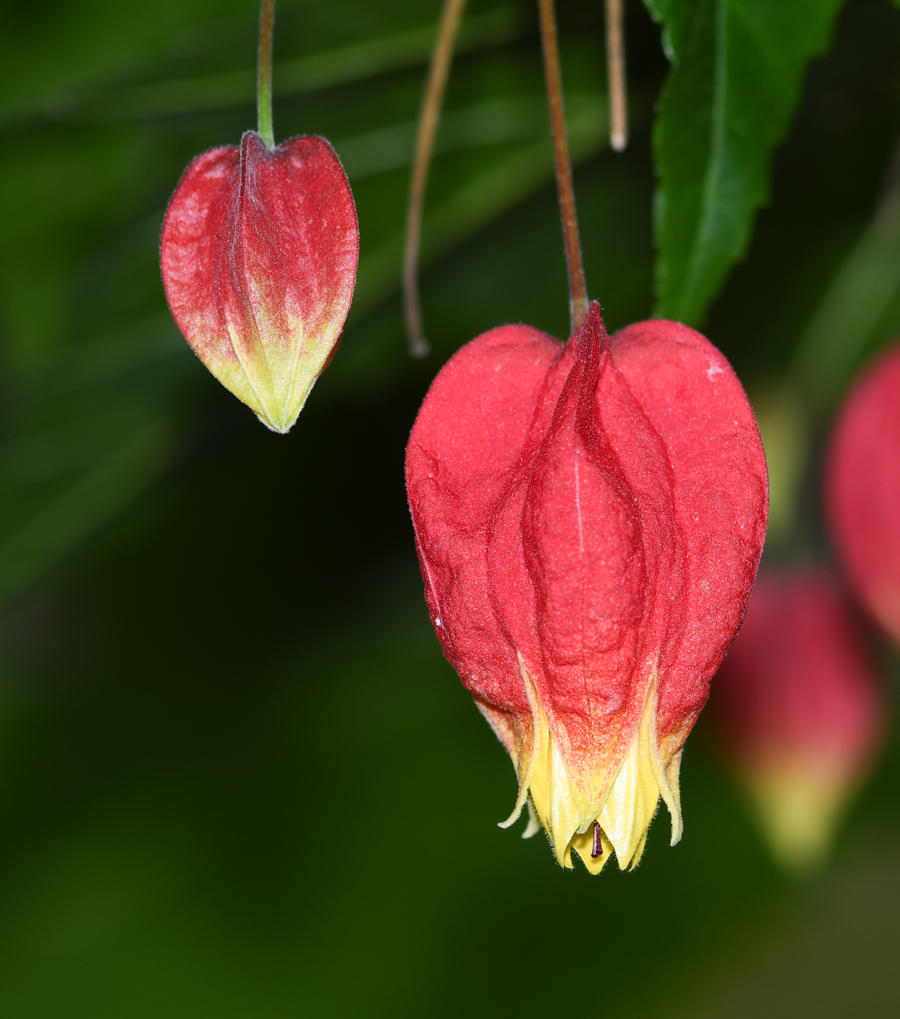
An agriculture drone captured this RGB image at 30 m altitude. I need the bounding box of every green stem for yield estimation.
[403,0,469,358]
[257,0,276,148]
[538,0,589,333]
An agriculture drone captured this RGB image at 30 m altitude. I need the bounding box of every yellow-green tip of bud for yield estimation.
[744,764,855,875]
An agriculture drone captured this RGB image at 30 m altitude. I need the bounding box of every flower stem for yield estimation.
[403,0,469,358]
[606,0,628,151]
[537,0,588,333]
[257,0,276,149]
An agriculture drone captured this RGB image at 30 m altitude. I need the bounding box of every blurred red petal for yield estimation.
[826,342,900,643]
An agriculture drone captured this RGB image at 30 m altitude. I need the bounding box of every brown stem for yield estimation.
[605,0,627,151]
[537,0,589,333]
[403,0,469,358]
[257,0,276,148]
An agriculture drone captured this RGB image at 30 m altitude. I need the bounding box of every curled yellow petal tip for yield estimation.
[504,658,683,873]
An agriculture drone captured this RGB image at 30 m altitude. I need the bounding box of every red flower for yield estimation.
[712,570,882,871]
[826,342,900,644]
[161,131,358,433]
[406,303,768,871]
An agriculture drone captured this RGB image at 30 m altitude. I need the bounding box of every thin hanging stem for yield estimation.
[257,0,276,149]
[537,0,589,333]
[605,0,627,151]
[403,0,469,359]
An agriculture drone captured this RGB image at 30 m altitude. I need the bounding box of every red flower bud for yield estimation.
[826,342,900,644]
[406,303,768,871]
[161,131,358,433]
[712,571,882,871]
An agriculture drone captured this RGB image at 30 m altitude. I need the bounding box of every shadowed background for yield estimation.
[1,0,900,1014]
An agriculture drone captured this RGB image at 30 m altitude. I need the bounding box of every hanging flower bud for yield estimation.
[712,570,882,872]
[826,342,900,644]
[161,131,358,433]
[406,303,768,872]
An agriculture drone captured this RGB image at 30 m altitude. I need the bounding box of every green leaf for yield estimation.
[645,0,845,325]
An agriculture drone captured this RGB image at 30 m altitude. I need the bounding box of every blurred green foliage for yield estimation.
[2,0,900,1015]
[647,0,846,326]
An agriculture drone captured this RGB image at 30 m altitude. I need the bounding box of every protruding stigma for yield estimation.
[591,821,604,859]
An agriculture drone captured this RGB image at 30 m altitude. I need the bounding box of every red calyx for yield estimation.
[406,302,768,869]
[161,131,358,433]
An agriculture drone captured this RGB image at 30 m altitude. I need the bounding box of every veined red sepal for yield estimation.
[161,131,359,433]
[406,303,768,871]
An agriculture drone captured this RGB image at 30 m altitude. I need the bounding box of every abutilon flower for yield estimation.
[161,131,358,433]
[826,342,900,645]
[406,303,768,872]
[712,571,882,872]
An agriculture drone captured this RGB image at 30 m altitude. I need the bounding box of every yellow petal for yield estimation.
[507,657,683,873]
[221,306,339,434]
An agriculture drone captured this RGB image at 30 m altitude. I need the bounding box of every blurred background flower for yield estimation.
[826,342,900,646]
[3,0,900,1015]
[710,570,883,874]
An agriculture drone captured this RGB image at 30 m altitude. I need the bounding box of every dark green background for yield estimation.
[2,0,900,1014]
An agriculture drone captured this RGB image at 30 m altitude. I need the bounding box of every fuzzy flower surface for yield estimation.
[161,131,358,433]
[406,303,768,871]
